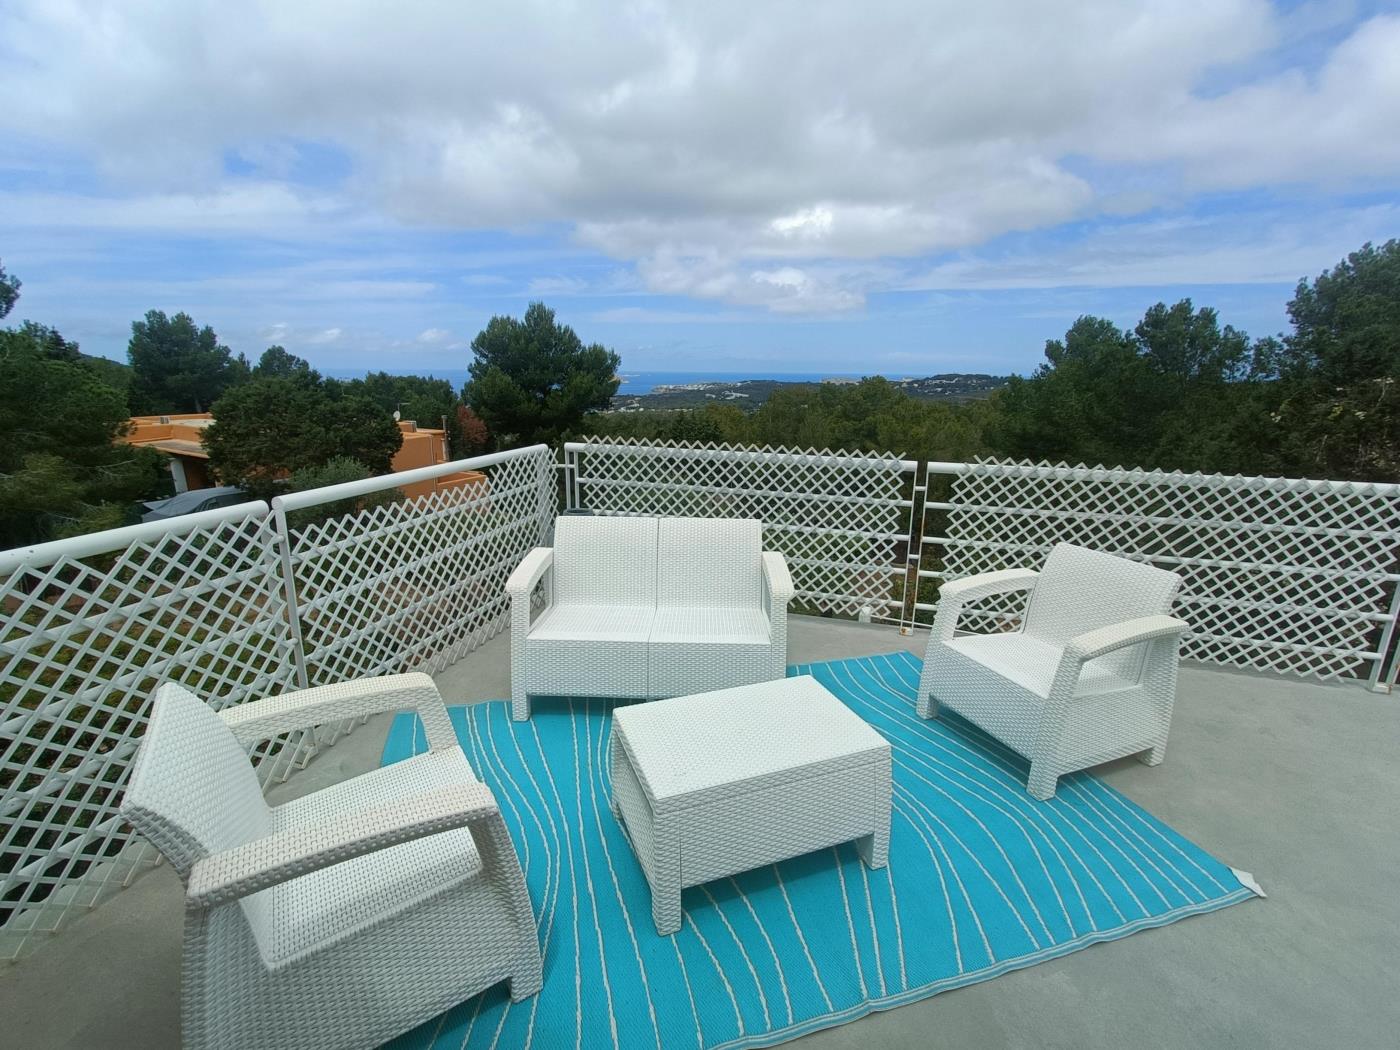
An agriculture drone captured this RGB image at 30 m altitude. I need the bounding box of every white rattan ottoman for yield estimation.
[609,675,892,935]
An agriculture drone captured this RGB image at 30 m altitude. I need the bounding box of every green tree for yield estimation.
[465,303,620,446]
[0,323,164,547]
[328,370,489,456]
[252,344,317,380]
[0,259,18,320]
[992,315,1155,466]
[1134,300,1256,384]
[127,310,249,414]
[990,303,1276,473]
[1279,240,1400,387]
[203,373,402,500]
[1262,240,1400,480]
[284,456,404,531]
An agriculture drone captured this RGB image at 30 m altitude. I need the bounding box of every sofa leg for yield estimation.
[511,694,530,722]
[509,955,543,1002]
[1139,743,1166,766]
[916,692,939,719]
[1026,761,1058,801]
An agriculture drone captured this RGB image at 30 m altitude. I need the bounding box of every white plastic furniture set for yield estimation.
[121,509,1187,1047]
[918,541,1188,800]
[121,674,541,1050]
[506,514,794,720]
[610,675,891,934]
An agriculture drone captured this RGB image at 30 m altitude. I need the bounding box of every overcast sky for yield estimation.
[2,0,1398,377]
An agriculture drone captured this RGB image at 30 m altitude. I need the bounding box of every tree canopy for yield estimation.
[0,277,164,546]
[0,259,19,320]
[252,344,318,380]
[283,455,404,531]
[987,299,1280,475]
[465,303,620,447]
[127,310,249,414]
[203,373,403,501]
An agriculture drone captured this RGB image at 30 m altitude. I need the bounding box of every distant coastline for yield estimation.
[323,368,968,396]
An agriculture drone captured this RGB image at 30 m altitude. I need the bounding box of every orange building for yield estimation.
[123,414,483,501]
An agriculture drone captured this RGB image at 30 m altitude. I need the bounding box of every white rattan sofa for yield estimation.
[121,674,541,1050]
[918,542,1188,800]
[507,515,794,720]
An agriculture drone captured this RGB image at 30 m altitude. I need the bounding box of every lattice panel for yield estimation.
[287,447,555,687]
[0,507,302,960]
[569,438,916,619]
[921,459,1400,682]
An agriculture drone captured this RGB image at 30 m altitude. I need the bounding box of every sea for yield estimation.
[325,369,866,395]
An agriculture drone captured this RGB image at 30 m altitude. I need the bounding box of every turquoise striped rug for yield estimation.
[382,650,1260,1050]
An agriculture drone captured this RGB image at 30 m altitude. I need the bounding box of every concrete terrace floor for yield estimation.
[3,616,1398,1049]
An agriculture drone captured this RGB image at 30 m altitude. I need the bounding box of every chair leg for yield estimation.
[1026,760,1058,801]
[512,692,530,722]
[916,691,939,719]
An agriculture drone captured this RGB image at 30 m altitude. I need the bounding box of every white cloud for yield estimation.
[1,1,1396,314]
[416,327,452,344]
[903,201,1400,290]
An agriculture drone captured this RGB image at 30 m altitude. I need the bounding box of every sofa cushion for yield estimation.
[656,517,762,609]
[528,602,653,643]
[552,515,658,606]
[650,606,770,645]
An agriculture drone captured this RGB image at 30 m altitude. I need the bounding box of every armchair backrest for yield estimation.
[1024,543,1182,677]
[552,514,659,606]
[121,683,271,878]
[656,517,762,608]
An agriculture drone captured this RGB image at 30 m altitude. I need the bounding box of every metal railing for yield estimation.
[914,459,1400,688]
[4,437,1398,965]
[0,445,554,963]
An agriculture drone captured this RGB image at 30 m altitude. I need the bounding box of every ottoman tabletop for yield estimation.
[611,674,889,808]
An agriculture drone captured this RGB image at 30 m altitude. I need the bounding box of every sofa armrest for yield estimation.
[507,547,554,599]
[220,673,457,752]
[762,551,794,606]
[1047,615,1188,700]
[187,778,499,908]
[930,568,1039,642]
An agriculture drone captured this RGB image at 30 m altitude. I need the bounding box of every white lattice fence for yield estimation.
[0,503,303,961]
[917,459,1400,684]
[565,438,918,621]
[278,446,556,687]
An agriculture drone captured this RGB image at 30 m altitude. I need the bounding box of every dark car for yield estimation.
[140,485,250,523]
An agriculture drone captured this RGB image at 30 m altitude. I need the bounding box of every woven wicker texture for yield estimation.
[612,675,891,934]
[656,517,763,607]
[922,457,1400,682]
[121,676,541,1050]
[919,542,1187,800]
[566,438,916,620]
[508,515,792,718]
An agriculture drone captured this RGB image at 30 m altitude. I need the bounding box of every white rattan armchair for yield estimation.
[918,542,1188,800]
[507,515,793,719]
[121,674,541,1050]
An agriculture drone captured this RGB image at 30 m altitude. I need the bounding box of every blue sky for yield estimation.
[2,1,1398,379]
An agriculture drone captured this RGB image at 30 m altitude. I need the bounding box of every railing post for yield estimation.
[898,463,926,634]
[1372,545,1400,693]
[270,497,311,691]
